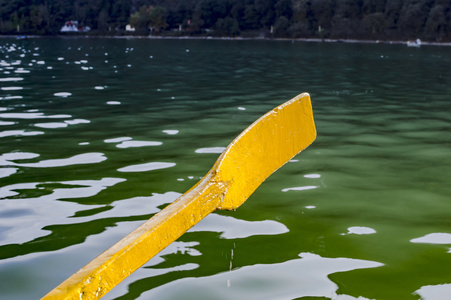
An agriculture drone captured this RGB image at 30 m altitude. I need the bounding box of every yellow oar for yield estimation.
[42,92,316,300]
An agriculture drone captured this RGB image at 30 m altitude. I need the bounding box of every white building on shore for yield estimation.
[60,21,90,33]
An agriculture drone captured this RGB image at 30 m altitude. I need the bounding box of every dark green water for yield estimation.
[1,37,451,300]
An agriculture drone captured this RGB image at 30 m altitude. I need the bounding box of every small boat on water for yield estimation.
[407,39,421,48]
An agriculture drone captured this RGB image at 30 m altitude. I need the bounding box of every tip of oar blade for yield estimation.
[214,92,316,210]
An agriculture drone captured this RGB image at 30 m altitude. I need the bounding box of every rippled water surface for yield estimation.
[1,37,451,300]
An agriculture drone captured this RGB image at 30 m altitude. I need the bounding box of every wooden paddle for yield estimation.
[42,92,316,300]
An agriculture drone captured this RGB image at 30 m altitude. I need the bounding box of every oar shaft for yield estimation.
[42,174,227,300]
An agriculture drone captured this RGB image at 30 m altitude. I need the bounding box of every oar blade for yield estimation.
[215,92,316,210]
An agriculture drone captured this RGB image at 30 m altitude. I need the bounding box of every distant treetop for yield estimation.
[0,0,449,41]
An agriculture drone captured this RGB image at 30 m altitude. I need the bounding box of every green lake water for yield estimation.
[1,37,451,300]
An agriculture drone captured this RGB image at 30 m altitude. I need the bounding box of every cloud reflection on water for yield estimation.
[411,233,451,244]
[189,214,288,239]
[415,284,451,300]
[104,136,162,148]
[135,252,382,300]
[0,152,106,168]
[195,147,226,154]
[0,167,17,178]
[281,185,318,192]
[118,162,176,173]
[0,129,44,138]
[0,177,126,245]
[0,112,71,119]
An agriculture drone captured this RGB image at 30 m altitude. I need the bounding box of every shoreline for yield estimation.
[2,34,451,47]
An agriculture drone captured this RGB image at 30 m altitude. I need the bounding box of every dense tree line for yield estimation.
[1,0,450,41]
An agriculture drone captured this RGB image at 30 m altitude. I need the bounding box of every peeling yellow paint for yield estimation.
[42,93,316,300]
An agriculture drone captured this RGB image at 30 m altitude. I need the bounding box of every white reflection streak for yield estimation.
[162,130,179,135]
[34,119,91,128]
[411,233,451,244]
[116,140,162,148]
[33,119,90,128]
[137,252,382,300]
[0,112,71,119]
[0,178,126,245]
[104,137,162,148]
[0,121,16,125]
[0,178,125,199]
[104,137,132,143]
[20,153,106,168]
[414,284,451,300]
[54,92,72,97]
[345,226,376,235]
[144,262,199,276]
[142,241,202,267]
[0,152,106,168]
[3,96,23,100]
[0,130,44,138]
[98,192,180,220]
[34,122,68,129]
[304,174,321,178]
[0,168,18,178]
[282,185,318,192]
[1,191,187,248]
[118,162,175,172]
[0,152,40,161]
[189,214,289,239]
[1,87,23,91]
[0,77,24,82]
[195,147,226,154]
[14,69,30,74]
[65,119,90,125]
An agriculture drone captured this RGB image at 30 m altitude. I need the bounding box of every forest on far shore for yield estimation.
[1,0,450,42]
